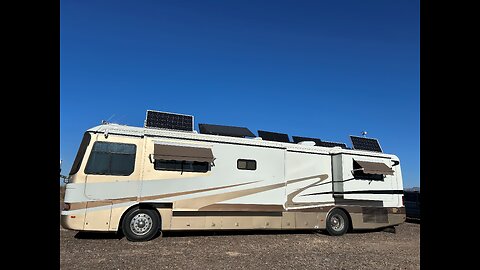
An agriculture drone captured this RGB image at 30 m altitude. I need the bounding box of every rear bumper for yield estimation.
[60,214,85,231]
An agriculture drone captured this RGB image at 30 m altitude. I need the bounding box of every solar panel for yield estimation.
[292,136,322,146]
[199,124,255,138]
[350,136,383,152]
[258,130,290,143]
[318,141,348,149]
[144,110,194,131]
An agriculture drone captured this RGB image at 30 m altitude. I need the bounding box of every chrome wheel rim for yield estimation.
[330,214,345,231]
[130,213,153,236]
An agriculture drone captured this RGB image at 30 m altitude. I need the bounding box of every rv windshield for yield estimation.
[69,132,91,175]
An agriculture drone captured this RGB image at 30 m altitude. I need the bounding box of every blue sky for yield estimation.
[60,0,419,187]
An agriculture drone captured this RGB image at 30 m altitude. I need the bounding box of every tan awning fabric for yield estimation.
[153,144,214,163]
[354,160,394,175]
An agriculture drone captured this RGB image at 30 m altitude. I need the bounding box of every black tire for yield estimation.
[122,207,161,242]
[326,208,349,236]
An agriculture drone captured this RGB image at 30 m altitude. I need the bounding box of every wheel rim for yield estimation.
[130,213,153,236]
[330,213,345,232]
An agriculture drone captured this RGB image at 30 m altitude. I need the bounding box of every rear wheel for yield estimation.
[326,208,349,236]
[122,207,161,242]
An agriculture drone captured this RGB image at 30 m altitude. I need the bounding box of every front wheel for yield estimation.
[326,208,349,236]
[122,207,161,242]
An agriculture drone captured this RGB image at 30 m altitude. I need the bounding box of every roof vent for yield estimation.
[298,141,316,146]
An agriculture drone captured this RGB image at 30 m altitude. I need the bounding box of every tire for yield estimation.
[326,208,349,236]
[122,207,161,242]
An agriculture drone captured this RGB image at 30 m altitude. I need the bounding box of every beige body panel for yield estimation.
[84,202,112,231]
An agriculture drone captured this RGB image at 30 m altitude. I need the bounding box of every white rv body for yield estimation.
[61,122,405,238]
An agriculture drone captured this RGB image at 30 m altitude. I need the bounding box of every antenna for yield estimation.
[106,114,116,122]
[101,114,116,125]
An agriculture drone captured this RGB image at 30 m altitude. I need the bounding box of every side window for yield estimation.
[85,142,136,176]
[69,132,91,175]
[154,160,210,173]
[237,159,256,170]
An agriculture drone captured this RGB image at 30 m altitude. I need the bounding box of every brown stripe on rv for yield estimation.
[68,202,88,211]
[199,204,284,212]
[153,144,215,163]
[87,201,112,208]
[173,211,283,217]
[291,206,404,215]
[68,197,137,211]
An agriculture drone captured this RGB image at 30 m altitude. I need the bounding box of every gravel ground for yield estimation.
[60,222,419,270]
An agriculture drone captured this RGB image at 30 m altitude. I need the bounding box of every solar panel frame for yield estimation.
[257,130,290,143]
[144,110,194,131]
[350,135,383,152]
[198,123,255,138]
[291,136,322,146]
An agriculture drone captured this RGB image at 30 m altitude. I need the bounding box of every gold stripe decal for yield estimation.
[174,174,329,210]
[141,180,260,201]
[286,174,329,208]
[68,174,330,211]
[68,180,260,210]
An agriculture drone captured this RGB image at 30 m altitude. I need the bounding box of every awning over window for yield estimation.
[153,143,215,163]
[354,160,394,175]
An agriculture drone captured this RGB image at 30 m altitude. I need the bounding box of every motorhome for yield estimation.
[61,110,405,241]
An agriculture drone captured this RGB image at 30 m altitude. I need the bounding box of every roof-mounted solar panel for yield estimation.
[257,130,290,143]
[318,141,348,149]
[144,110,194,131]
[350,136,383,152]
[292,136,322,146]
[199,124,255,138]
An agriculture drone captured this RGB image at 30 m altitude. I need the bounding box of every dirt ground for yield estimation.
[60,222,419,270]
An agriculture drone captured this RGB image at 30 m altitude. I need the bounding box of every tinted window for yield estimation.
[237,159,256,170]
[69,132,91,175]
[85,142,136,176]
[154,160,209,173]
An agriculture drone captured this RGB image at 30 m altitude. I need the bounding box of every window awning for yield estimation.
[354,160,394,175]
[153,143,215,163]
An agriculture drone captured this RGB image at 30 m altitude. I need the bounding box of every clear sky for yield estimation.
[60,0,419,187]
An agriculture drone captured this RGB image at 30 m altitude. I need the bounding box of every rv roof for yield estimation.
[87,123,394,158]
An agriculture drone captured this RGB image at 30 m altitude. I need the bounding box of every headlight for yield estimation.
[63,203,71,211]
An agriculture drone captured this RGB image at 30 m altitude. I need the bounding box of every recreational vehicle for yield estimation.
[61,111,406,241]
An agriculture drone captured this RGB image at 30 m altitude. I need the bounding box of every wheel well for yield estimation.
[328,207,353,232]
[117,203,162,233]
